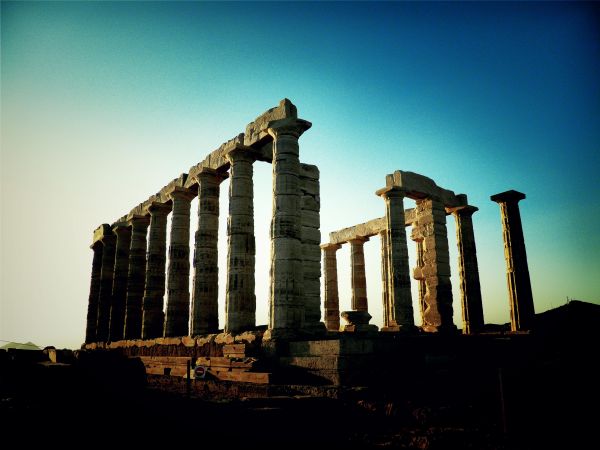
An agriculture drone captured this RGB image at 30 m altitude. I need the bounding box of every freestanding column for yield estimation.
[191,168,225,336]
[85,240,104,343]
[266,117,311,338]
[142,202,171,339]
[124,215,150,339]
[96,231,116,342]
[377,187,415,331]
[491,190,534,331]
[164,186,195,337]
[349,237,369,312]
[321,243,342,331]
[416,198,455,333]
[225,149,256,334]
[410,226,427,326]
[379,230,392,327]
[452,206,484,334]
[108,224,132,341]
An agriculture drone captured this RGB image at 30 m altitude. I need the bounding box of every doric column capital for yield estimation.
[112,223,132,236]
[225,145,257,164]
[127,214,150,229]
[146,201,172,216]
[376,186,408,199]
[267,117,312,139]
[490,190,526,204]
[167,186,196,202]
[320,243,342,252]
[348,236,370,245]
[194,166,228,183]
[448,205,479,217]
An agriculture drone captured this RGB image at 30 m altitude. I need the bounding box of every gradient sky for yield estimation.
[1,1,599,349]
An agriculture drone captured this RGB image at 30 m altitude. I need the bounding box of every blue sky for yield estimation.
[2,1,599,348]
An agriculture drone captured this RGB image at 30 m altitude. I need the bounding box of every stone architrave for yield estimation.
[108,224,132,341]
[416,198,455,333]
[379,230,391,327]
[191,168,225,336]
[349,237,369,312]
[451,206,484,334]
[164,186,195,337]
[377,187,415,331]
[321,243,342,331]
[142,202,171,339]
[123,215,150,339]
[300,164,325,333]
[491,190,534,331]
[95,231,117,342]
[224,148,256,334]
[410,225,427,327]
[265,117,312,339]
[85,241,104,343]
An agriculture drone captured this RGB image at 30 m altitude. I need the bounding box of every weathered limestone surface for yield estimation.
[191,169,225,336]
[108,224,132,341]
[491,190,534,331]
[96,231,116,342]
[85,240,104,343]
[300,164,325,333]
[265,117,311,339]
[321,243,341,331]
[451,206,484,334]
[411,226,427,327]
[329,210,417,245]
[142,202,171,339]
[379,230,391,327]
[385,170,465,208]
[225,148,256,334]
[377,187,414,331]
[349,237,369,312]
[164,185,195,337]
[245,98,298,148]
[124,215,150,339]
[416,199,455,332]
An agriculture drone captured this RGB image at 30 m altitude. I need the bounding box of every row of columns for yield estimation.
[86,118,321,343]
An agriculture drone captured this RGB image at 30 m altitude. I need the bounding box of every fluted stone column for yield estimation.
[410,225,427,327]
[108,224,131,341]
[85,241,103,343]
[416,198,455,333]
[300,164,325,333]
[491,190,534,331]
[452,206,484,334]
[377,187,414,331]
[225,149,256,334]
[96,232,116,342]
[164,187,195,337]
[123,215,150,339]
[379,230,392,327]
[349,237,369,312]
[142,202,171,339]
[191,168,225,336]
[265,118,311,339]
[321,243,342,331]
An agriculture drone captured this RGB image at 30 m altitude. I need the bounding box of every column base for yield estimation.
[380,324,418,334]
[421,323,459,334]
[342,324,379,334]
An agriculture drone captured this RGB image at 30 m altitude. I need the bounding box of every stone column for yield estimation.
[452,206,484,334]
[491,190,534,331]
[224,148,256,334]
[349,237,369,312]
[142,202,171,339]
[85,241,103,343]
[124,215,150,339]
[265,118,311,339]
[410,226,427,327]
[191,168,225,336]
[108,224,131,342]
[300,164,325,333]
[377,187,414,331]
[164,187,195,337]
[96,232,116,342]
[321,243,342,331]
[416,198,455,333]
[379,230,392,327]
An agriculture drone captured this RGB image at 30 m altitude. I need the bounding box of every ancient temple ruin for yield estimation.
[83,99,535,385]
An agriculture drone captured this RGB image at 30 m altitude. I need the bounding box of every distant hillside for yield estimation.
[0,341,41,350]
